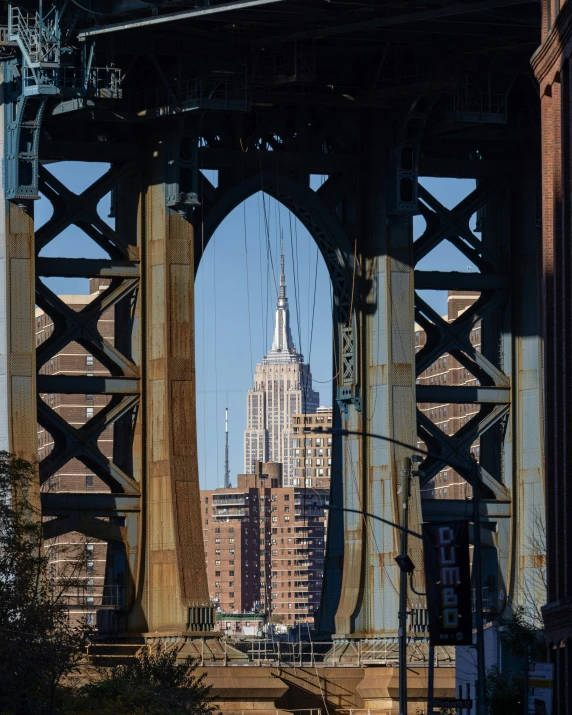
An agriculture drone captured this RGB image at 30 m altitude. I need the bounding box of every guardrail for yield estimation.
[194,638,454,668]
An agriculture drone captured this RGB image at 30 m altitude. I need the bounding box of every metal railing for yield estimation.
[131,76,249,117]
[225,711,320,715]
[195,638,455,668]
[63,585,123,609]
[60,65,122,98]
[445,92,508,124]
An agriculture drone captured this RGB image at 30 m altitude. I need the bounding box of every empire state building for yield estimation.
[243,251,319,484]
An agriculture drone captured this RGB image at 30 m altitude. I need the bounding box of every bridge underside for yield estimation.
[0,0,549,644]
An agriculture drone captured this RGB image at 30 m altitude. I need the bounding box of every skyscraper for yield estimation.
[244,249,319,483]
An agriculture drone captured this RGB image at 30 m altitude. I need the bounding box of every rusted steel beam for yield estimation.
[128,128,210,633]
[0,67,37,464]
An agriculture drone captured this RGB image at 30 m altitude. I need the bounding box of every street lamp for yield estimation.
[316,452,423,715]
[313,425,488,715]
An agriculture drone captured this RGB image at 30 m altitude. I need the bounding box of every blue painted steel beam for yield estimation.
[422,499,510,520]
[37,258,139,278]
[414,270,509,291]
[78,0,291,39]
[416,385,510,404]
[38,375,139,394]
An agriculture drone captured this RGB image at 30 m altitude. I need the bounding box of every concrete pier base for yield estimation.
[205,665,456,714]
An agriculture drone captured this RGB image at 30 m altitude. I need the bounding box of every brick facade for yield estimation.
[201,464,328,626]
[289,407,332,489]
[532,4,572,711]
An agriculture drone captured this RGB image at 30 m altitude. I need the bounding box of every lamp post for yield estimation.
[318,452,423,715]
[398,457,412,715]
[313,425,487,715]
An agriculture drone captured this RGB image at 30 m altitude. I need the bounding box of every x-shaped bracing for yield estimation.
[38,393,140,494]
[415,179,503,271]
[36,160,142,541]
[414,179,510,498]
[417,405,510,501]
[36,278,139,377]
[37,164,138,260]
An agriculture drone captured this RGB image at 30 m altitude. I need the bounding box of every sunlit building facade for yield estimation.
[244,251,319,483]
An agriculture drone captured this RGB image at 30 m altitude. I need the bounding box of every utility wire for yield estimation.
[243,199,254,373]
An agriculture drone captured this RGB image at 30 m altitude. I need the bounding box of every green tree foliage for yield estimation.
[65,648,215,715]
[486,666,525,715]
[0,452,90,714]
[486,606,546,715]
[0,452,215,714]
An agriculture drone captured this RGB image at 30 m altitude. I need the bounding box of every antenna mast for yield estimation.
[224,391,231,489]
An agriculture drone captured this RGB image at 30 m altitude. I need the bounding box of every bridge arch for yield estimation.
[196,169,357,382]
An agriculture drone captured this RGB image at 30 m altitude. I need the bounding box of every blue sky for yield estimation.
[36,162,477,490]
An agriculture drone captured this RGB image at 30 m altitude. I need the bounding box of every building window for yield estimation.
[86,355,94,367]
[86,561,94,575]
[86,407,94,420]
[86,474,94,490]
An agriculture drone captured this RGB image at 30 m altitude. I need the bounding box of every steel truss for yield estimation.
[0,75,544,636]
[414,163,545,617]
[35,160,142,623]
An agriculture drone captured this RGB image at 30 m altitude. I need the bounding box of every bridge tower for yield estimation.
[0,0,547,652]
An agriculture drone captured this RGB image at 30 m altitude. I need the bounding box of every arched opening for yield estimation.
[195,183,342,632]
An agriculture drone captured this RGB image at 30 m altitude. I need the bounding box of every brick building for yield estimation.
[201,463,328,625]
[288,406,332,488]
[37,278,120,626]
[416,291,481,501]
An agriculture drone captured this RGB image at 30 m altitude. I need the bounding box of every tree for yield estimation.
[0,452,90,714]
[65,648,215,715]
[486,606,545,715]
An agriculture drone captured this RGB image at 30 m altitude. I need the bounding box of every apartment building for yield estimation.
[287,406,332,488]
[201,463,328,625]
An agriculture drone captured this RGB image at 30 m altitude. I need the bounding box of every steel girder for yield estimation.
[29,126,210,633]
[414,158,545,619]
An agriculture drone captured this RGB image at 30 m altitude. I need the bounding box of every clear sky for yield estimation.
[35,162,476,491]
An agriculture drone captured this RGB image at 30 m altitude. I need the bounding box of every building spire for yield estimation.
[267,236,298,361]
[280,235,286,299]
